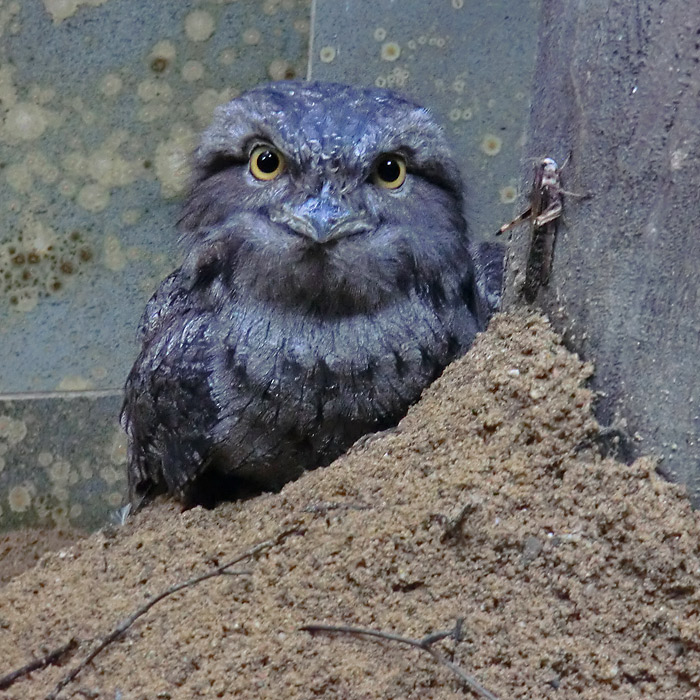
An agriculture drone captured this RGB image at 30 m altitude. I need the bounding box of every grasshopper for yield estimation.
[498,157,564,302]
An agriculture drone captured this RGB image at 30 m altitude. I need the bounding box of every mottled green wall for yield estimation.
[0,0,539,532]
[1,0,310,395]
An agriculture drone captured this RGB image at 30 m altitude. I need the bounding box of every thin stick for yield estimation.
[0,638,78,691]
[301,622,501,700]
[44,524,303,700]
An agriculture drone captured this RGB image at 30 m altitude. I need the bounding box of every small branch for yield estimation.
[0,638,78,691]
[302,501,371,515]
[422,617,463,646]
[44,524,304,700]
[301,621,501,700]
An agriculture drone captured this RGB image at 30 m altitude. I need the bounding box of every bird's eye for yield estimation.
[372,154,407,190]
[249,145,285,181]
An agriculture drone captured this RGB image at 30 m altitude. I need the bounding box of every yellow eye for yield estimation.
[249,145,285,181]
[373,154,407,189]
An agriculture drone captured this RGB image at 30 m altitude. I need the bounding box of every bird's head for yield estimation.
[179,81,470,314]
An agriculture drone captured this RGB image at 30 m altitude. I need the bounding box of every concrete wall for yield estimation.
[0,0,539,531]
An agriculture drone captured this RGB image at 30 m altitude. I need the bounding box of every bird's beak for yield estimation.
[270,192,372,243]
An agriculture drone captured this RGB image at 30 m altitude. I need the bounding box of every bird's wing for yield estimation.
[137,269,191,344]
[474,240,505,318]
[122,302,222,506]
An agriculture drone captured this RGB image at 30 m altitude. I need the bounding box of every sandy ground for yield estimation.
[1,311,699,700]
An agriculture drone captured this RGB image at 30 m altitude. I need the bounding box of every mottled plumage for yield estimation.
[121,80,498,507]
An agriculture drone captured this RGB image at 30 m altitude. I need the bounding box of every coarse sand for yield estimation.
[1,311,699,699]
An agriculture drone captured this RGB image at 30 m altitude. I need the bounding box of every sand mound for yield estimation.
[1,311,698,699]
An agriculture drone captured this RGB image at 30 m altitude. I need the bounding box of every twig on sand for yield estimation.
[301,619,501,700]
[29,524,303,700]
[0,638,78,691]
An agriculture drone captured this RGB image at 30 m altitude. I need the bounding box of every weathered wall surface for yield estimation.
[1,0,541,532]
